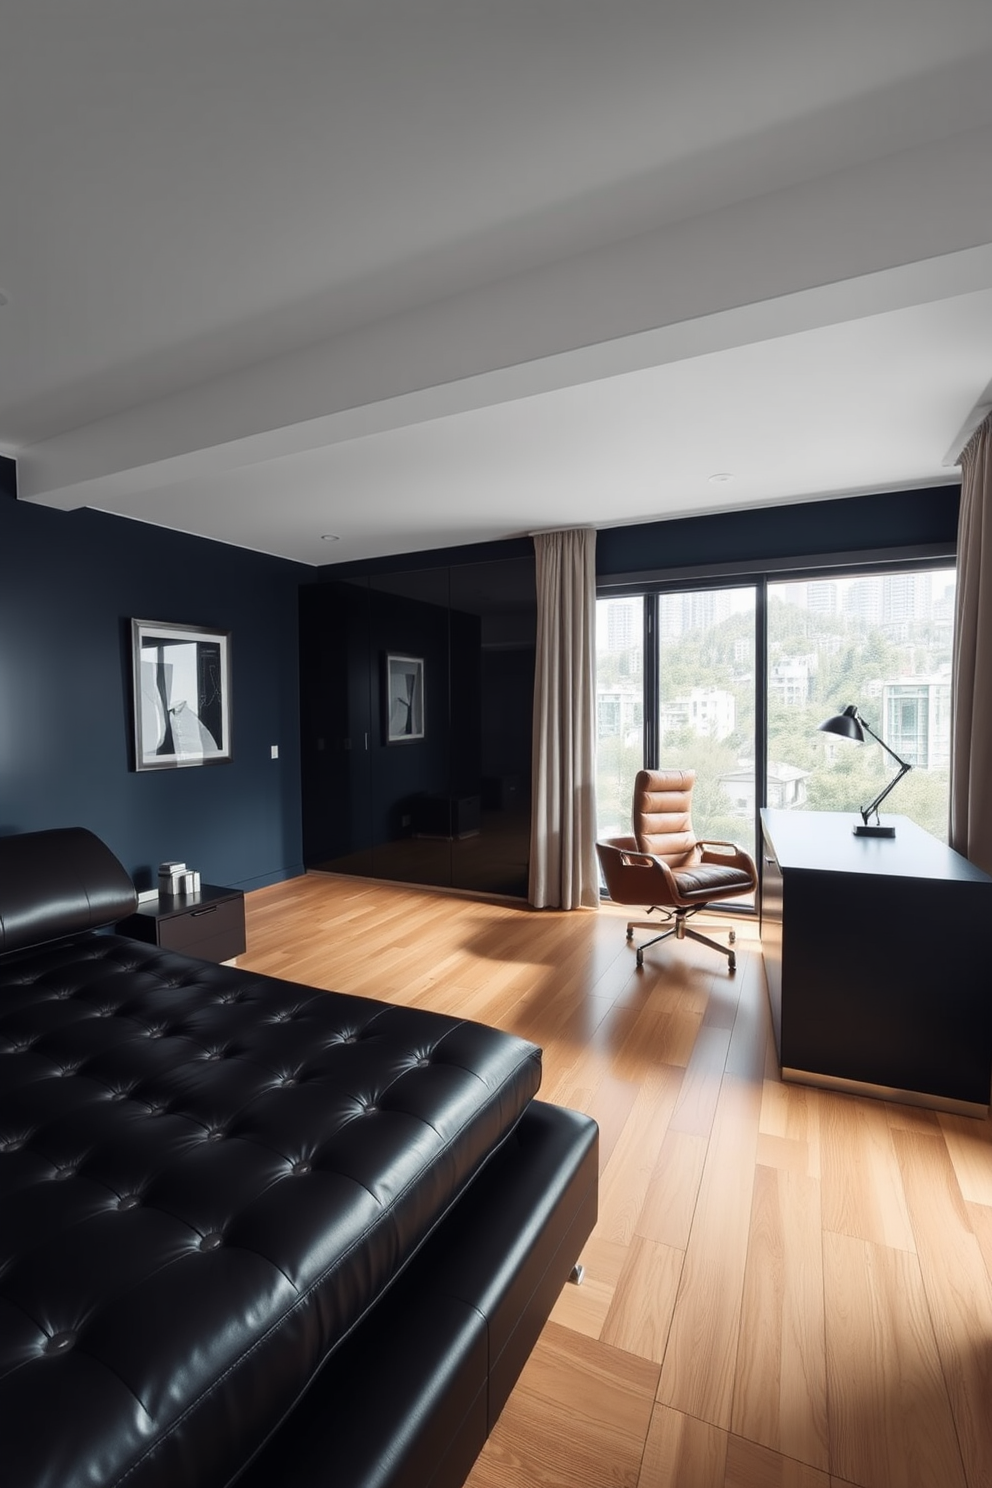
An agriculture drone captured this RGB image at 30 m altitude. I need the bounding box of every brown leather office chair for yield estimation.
[596,768,757,971]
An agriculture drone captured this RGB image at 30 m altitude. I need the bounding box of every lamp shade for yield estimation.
[818,704,865,742]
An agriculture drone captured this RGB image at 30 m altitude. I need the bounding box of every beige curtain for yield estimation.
[951,409,992,874]
[529,528,599,909]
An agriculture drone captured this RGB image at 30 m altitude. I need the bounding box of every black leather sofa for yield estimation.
[0,828,598,1488]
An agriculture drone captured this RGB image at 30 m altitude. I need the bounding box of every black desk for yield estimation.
[760,809,992,1115]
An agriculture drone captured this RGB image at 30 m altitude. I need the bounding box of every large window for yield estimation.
[596,560,955,869]
[766,568,954,840]
[656,586,757,864]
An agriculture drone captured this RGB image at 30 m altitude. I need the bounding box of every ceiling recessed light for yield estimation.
[708,472,734,484]
[320,533,340,542]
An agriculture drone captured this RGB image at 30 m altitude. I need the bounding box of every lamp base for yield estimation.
[853,823,896,838]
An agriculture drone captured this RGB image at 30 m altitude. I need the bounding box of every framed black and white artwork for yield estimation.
[131,619,232,770]
[384,654,425,743]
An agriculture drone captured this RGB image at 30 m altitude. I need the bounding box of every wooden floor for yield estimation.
[239,872,992,1488]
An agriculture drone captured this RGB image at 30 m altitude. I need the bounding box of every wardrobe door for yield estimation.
[299,578,374,876]
[449,557,535,898]
[368,568,452,886]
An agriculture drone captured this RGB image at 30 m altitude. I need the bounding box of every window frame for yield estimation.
[598,541,956,908]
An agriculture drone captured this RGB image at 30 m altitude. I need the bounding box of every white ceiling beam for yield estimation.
[19,123,992,513]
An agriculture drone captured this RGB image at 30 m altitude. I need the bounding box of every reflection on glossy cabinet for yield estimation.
[299,553,536,898]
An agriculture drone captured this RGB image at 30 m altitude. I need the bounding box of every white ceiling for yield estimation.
[3,1,992,566]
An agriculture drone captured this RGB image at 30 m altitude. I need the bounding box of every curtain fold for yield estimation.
[529,528,599,909]
[950,409,992,874]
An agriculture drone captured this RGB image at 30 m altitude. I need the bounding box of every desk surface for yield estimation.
[760,809,992,885]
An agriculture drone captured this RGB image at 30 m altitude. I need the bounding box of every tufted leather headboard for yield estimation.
[0,827,138,954]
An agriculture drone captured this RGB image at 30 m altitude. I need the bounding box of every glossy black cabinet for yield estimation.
[300,555,535,897]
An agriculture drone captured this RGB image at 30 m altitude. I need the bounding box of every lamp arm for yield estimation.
[856,715,910,772]
[859,759,912,826]
[855,715,912,826]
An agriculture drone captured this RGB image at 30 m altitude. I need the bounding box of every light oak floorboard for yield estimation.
[657,1072,762,1429]
[240,874,992,1488]
[759,1076,821,1179]
[466,1321,658,1488]
[893,1129,992,1488]
[938,1112,992,1207]
[822,1230,965,1488]
[732,1163,828,1471]
[598,1064,684,1246]
[819,1092,916,1252]
[639,1403,728,1487]
[601,1234,685,1363]
[635,1127,709,1250]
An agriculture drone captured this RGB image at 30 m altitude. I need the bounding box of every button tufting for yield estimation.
[199,1232,223,1251]
[44,1331,77,1355]
[117,1194,140,1210]
[53,1165,76,1180]
[293,1160,312,1175]
[207,1128,225,1141]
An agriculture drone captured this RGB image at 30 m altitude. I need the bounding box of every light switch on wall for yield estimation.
[270,745,279,759]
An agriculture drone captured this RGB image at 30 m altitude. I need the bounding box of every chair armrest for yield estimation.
[699,840,757,880]
[596,837,656,870]
[641,854,682,897]
[595,838,680,906]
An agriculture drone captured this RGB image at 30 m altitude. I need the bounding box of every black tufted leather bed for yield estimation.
[0,828,598,1488]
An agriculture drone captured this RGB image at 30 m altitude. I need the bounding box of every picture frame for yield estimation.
[131,619,232,770]
[385,653,425,743]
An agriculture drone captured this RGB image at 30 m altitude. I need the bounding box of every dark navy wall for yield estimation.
[1,475,307,891]
[597,486,961,577]
[318,487,961,587]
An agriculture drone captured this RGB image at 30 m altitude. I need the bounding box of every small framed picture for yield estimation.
[385,654,425,743]
[131,619,232,770]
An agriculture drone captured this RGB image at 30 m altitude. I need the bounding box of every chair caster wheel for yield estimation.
[626,929,633,942]
[635,952,644,970]
[728,954,737,972]
[729,929,736,945]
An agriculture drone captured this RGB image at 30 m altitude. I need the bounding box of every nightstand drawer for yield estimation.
[159,896,245,958]
[118,885,246,963]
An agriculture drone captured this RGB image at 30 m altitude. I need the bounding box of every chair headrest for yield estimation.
[632,769,697,859]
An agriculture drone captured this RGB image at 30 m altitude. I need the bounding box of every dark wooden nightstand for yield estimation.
[117,883,246,964]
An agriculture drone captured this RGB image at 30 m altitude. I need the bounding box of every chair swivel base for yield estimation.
[629,914,737,971]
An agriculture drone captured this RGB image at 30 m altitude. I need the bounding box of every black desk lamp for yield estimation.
[817,703,912,838]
